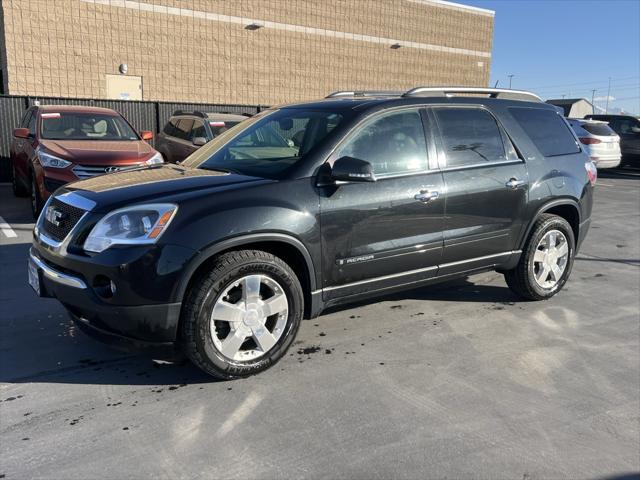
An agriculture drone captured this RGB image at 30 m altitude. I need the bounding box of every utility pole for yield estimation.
[591,89,596,114]
[508,74,514,89]
[561,94,566,99]
[605,77,611,114]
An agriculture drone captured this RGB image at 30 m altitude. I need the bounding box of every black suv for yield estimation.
[155,111,249,164]
[29,87,596,379]
[584,114,640,168]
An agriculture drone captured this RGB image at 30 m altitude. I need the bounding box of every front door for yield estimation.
[430,106,528,274]
[319,108,445,300]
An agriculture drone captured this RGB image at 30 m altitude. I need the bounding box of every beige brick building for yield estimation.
[0,0,494,105]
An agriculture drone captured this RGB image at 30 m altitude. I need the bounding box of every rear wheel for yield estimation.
[504,214,575,300]
[180,250,303,379]
[12,164,28,197]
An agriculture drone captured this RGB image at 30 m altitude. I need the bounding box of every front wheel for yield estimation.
[504,214,575,301]
[180,250,304,379]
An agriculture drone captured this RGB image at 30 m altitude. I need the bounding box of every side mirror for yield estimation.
[13,128,30,139]
[331,156,376,183]
[192,136,208,147]
[140,130,153,141]
[630,126,640,134]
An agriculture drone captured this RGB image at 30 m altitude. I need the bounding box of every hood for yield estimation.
[40,139,155,165]
[62,164,271,211]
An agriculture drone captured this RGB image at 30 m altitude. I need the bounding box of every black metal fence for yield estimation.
[0,95,262,182]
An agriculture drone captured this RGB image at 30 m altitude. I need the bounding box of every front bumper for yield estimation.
[30,247,184,353]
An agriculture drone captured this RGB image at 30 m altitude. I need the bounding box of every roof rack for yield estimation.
[173,110,208,117]
[325,90,404,98]
[402,87,542,102]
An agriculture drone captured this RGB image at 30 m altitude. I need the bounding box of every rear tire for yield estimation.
[12,164,28,197]
[504,214,575,301]
[180,250,303,379]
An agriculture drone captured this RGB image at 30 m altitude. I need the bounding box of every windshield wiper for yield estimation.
[200,166,238,175]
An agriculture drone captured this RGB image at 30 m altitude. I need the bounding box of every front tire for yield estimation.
[12,164,28,197]
[504,214,575,301]
[180,250,304,379]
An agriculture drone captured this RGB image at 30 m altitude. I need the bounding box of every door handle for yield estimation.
[505,178,526,189]
[414,190,439,203]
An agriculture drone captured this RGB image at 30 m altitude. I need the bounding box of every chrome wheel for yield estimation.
[532,229,569,289]
[210,274,289,361]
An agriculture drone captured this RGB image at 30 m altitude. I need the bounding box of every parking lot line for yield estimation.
[0,215,17,238]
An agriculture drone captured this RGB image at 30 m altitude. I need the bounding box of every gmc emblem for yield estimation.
[45,205,66,227]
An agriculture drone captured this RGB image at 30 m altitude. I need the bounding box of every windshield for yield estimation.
[209,121,241,138]
[183,109,344,178]
[40,112,139,141]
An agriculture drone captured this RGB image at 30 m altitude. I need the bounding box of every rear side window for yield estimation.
[510,108,580,157]
[434,107,506,168]
[581,123,615,136]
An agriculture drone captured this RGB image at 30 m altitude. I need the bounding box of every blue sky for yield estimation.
[463,0,640,114]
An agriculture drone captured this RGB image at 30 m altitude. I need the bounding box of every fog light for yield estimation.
[93,275,116,299]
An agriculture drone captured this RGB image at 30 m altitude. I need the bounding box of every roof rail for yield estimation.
[326,90,404,98]
[172,110,208,117]
[402,87,542,103]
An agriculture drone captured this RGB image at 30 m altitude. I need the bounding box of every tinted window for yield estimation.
[163,118,179,136]
[209,120,242,138]
[174,119,194,140]
[40,112,138,140]
[434,108,506,167]
[191,120,206,139]
[609,117,640,135]
[184,109,344,179]
[581,123,615,136]
[510,108,580,157]
[335,109,427,176]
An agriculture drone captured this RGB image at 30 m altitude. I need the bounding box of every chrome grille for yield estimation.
[41,198,86,242]
[72,164,141,179]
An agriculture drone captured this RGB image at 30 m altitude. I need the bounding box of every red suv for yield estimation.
[10,105,163,216]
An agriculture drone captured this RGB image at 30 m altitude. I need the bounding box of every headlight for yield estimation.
[84,203,178,253]
[144,152,164,165]
[37,149,72,169]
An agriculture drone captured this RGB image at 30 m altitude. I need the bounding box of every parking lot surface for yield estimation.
[1,172,639,479]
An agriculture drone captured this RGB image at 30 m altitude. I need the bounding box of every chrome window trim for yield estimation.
[439,158,524,173]
[29,249,87,289]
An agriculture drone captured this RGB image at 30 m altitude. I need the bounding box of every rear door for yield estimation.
[319,107,445,299]
[431,106,528,274]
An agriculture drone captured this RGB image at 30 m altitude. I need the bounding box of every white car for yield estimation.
[567,118,621,168]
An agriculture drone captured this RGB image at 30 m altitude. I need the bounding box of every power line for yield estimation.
[524,75,639,90]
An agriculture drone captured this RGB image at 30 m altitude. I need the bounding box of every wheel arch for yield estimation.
[520,199,581,250]
[175,233,318,319]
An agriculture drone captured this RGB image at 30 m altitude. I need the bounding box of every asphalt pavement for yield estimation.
[1,171,639,479]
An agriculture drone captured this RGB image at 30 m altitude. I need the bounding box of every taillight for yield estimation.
[585,161,597,186]
[579,137,601,145]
